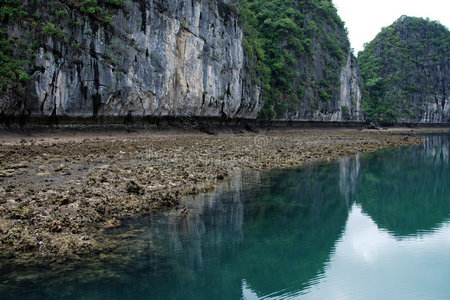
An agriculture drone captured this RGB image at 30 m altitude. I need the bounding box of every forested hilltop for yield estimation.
[358,16,450,123]
[0,0,362,122]
[240,0,361,120]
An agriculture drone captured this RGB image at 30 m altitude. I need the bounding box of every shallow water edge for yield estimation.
[0,129,440,258]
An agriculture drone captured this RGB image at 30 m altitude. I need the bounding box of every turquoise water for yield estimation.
[1,134,449,299]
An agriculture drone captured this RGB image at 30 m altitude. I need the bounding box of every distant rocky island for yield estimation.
[358,16,449,123]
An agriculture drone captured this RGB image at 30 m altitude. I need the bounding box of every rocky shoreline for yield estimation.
[0,127,439,259]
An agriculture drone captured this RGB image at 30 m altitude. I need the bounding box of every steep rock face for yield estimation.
[358,16,450,123]
[1,0,364,122]
[291,52,363,121]
[1,0,261,119]
[240,0,364,121]
[339,54,363,121]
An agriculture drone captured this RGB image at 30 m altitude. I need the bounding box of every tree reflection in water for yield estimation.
[1,135,449,300]
[357,134,450,237]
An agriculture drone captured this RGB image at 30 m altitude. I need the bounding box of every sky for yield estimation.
[332,0,450,53]
[300,204,450,299]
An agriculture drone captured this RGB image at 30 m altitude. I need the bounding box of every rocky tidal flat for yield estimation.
[0,128,429,259]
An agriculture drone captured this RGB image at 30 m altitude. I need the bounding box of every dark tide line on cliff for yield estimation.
[0,115,449,134]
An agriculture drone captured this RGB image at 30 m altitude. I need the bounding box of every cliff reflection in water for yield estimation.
[131,161,354,299]
[339,153,361,206]
[1,135,449,300]
[140,134,450,299]
[356,134,450,237]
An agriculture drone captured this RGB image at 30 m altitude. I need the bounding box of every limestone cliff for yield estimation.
[291,52,363,121]
[0,0,362,122]
[240,0,363,121]
[1,0,261,119]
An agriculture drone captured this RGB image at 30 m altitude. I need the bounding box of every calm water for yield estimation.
[1,134,449,299]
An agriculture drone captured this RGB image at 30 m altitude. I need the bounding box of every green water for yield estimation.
[1,134,449,299]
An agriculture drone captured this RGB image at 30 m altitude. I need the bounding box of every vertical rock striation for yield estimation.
[1,0,365,122]
[1,0,262,119]
[339,54,363,121]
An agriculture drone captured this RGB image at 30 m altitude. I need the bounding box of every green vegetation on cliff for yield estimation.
[0,0,125,98]
[0,0,32,93]
[240,0,350,119]
[358,16,450,123]
[2,0,353,120]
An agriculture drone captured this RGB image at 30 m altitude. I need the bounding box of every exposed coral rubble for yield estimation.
[0,128,424,258]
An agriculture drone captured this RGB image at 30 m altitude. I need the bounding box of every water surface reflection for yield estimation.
[356,134,450,237]
[300,204,450,300]
[124,162,352,300]
[0,135,449,299]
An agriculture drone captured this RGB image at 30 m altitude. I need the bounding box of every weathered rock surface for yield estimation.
[1,0,261,119]
[1,0,363,122]
[291,53,363,122]
[339,54,363,121]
